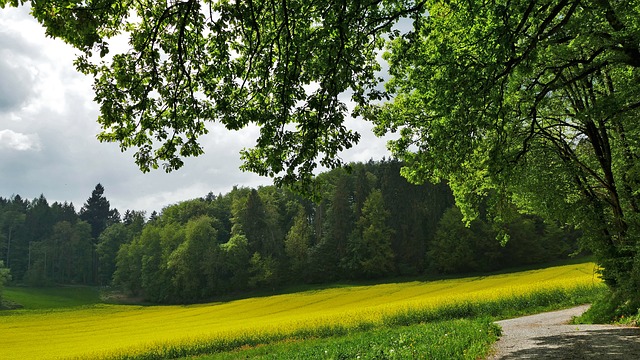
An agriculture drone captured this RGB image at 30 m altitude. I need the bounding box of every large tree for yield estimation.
[371,0,640,314]
[0,0,426,190]
[80,183,119,283]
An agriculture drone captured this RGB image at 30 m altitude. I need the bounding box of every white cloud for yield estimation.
[0,129,41,151]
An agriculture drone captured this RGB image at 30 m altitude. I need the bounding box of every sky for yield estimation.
[0,5,393,215]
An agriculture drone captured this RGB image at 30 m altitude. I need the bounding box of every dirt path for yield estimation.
[488,305,640,359]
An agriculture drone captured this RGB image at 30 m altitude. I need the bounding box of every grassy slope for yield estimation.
[3,286,101,309]
[0,262,603,360]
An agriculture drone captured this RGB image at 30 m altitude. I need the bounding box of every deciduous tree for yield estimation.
[0,0,427,190]
[372,0,640,314]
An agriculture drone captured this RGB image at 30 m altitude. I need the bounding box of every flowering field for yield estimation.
[0,262,602,360]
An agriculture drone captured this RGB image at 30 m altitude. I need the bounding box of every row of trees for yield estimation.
[0,184,136,286]
[113,160,581,303]
[1,160,582,303]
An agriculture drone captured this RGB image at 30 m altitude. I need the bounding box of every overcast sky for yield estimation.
[0,5,393,215]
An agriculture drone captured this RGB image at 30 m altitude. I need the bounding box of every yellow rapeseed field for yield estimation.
[0,262,601,359]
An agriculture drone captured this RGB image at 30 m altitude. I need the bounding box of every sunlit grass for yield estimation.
[196,318,502,360]
[0,262,602,360]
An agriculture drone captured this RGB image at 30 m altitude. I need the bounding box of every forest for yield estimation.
[0,160,582,304]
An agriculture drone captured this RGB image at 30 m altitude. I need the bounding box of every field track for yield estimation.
[0,262,601,359]
[489,305,640,359]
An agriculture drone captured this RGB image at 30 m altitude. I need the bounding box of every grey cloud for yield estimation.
[0,23,42,112]
[0,58,35,112]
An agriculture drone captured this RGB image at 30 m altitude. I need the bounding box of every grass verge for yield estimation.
[195,318,501,360]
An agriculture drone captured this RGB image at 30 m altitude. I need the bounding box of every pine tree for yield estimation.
[79,184,117,283]
[80,184,116,239]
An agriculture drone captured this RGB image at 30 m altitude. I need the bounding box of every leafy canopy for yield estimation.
[371,0,640,308]
[0,0,425,190]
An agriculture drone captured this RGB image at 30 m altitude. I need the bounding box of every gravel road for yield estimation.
[488,305,640,359]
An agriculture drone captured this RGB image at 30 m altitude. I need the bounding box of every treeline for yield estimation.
[0,160,581,303]
[0,184,145,286]
[110,160,582,303]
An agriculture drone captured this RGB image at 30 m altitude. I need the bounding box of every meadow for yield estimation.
[0,262,603,360]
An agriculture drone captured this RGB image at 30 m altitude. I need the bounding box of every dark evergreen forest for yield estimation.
[0,160,582,303]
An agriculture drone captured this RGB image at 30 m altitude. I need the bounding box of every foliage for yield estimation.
[96,222,138,286]
[428,205,578,274]
[370,0,640,315]
[219,233,250,290]
[0,185,136,286]
[167,216,221,301]
[0,261,10,304]
[1,206,25,274]
[0,0,431,191]
[427,207,500,274]
[0,262,602,359]
[343,190,395,278]
[248,252,279,289]
[111,161,466,302]
[0,161,582,300]
[284,206,312,282]
[80,183,118,239]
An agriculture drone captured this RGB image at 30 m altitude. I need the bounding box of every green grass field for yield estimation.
[0,262,603,360]
[3,286,101,309]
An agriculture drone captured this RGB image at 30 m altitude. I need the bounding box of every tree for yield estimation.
[308,171,354,281]
[0,0,427,191]
[18,195,55,280]
[284,205,312,281]
[0,261,10,306]
[248,252,278,289]
[427,206,502,274]
[80,184,117,239]
[343,190,395,278]
[1,209,25,270]
[231,189,281,258]
[369,1,640,315]
[96,223,129,285]
[80,184,119,283]
[219,233,251,291]
[113,240,143,296]
[325,174,354,264]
